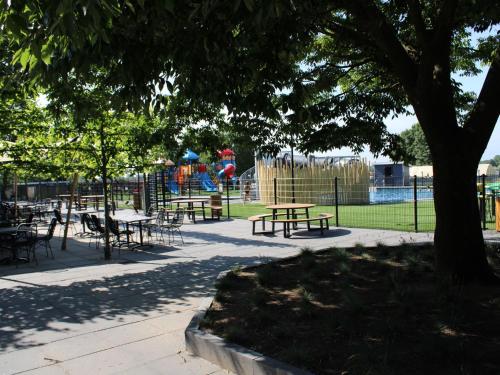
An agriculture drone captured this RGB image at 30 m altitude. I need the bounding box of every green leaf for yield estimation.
[41,44,52,65]
[19,48,31,69]
[125,0,135,13]
[233,0,241,13]
[12,48,24,65]
[164,0,175,14]
[243,0,254,12]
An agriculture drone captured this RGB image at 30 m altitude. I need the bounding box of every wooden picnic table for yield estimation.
[81,195,105,210]
[266,203,316,232]
[266,203,315,217]
[170,198,209,223]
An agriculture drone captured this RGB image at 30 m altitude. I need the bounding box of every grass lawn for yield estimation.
[113,199,496,232]
[224,201,497,232]
[202,244,500,375]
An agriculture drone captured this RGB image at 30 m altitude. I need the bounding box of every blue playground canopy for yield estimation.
[182,149,199,161]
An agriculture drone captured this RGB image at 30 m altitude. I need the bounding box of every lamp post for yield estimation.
[291,141,296,204]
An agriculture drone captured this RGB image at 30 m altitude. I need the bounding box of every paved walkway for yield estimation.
[0,218,497,374]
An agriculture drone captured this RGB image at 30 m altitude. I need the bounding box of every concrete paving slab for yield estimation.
[0,217,496,374]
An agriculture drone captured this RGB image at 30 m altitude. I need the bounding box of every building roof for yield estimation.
[409,165,434,177]
[477,163,499,176]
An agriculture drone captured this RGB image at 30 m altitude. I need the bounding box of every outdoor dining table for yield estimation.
[0,226,29,264]
[266,203,316,231]
[170,198,209,223]
[111,210,154,248]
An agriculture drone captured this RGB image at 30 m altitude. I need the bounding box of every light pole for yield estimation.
[291,140,296,204]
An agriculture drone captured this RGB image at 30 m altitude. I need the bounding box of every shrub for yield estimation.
[215,272,240,291]
[251,287,269,307]
[300,248,317,270]
[256,263,279,287]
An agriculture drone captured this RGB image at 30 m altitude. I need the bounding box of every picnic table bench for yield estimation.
[271,213,334,238]
[248,213,287,235]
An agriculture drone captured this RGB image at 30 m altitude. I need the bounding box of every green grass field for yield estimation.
[114,195,496,232]
[223,201,497,232]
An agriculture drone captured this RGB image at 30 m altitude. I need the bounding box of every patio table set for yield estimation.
[77,206,189,253]
[1,199,60,226]
[0,218,58,266]
[100,198,223,252]
[249,203,334,238]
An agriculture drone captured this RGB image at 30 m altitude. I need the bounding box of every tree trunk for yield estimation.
[100,121,111,260]
[431,139,497,283]
[411,46,499,283]
[61,172,79,250]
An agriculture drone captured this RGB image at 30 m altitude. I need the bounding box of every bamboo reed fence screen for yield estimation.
[256,159,370,205]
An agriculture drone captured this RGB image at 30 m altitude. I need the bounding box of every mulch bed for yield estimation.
[201,244,500,375]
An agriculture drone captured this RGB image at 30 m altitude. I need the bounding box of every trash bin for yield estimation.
[496,197,500,232]
[210,194,222,207]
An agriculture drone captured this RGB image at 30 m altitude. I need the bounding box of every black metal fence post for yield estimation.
[482,174,486,230]
[154,172,159,210]
[226,177,230,219]
[161,170,166,207]
[273,178,277,205]
[334,177,339,227]
[413,175,418,232]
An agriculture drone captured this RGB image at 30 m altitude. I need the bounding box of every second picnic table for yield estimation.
[170,198,209,223]
[81,195,105,210]
[266,203,316,232]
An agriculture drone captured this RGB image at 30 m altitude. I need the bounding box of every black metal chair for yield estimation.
[83,214,103,247]
[54,209,77,235]
[144,208,166,243]
[74,213,91,237]
[15,223,38,264]
[106,216,134,255]
[146,205,155,217]
[91,215,106,248]
[26,212,34,223]
[162,208,185,245]
[36,218,58,259]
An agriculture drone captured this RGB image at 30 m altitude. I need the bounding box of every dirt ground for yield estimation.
[202,244,500,375]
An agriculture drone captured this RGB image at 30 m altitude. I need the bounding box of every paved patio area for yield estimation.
[1,217,498,374]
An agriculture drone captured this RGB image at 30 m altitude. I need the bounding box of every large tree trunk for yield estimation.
[411,43,499,283]
[432,152,494,282]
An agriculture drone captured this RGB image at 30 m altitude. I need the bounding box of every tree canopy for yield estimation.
[2,1,497,155]
[1,1,499,280]
[481,155,500,167]
[400,123,432,165]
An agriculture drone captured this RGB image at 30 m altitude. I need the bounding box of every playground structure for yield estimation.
[164,149,237,195]
[243,155,370,205]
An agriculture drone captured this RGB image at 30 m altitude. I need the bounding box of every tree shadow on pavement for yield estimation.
[0,254,274,352]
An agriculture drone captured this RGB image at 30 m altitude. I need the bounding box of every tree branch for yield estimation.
[344,1,418,95]
[321,22,394,73]
[433,0,458,51]
[405,0,428,47]
[463,47,500,160]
